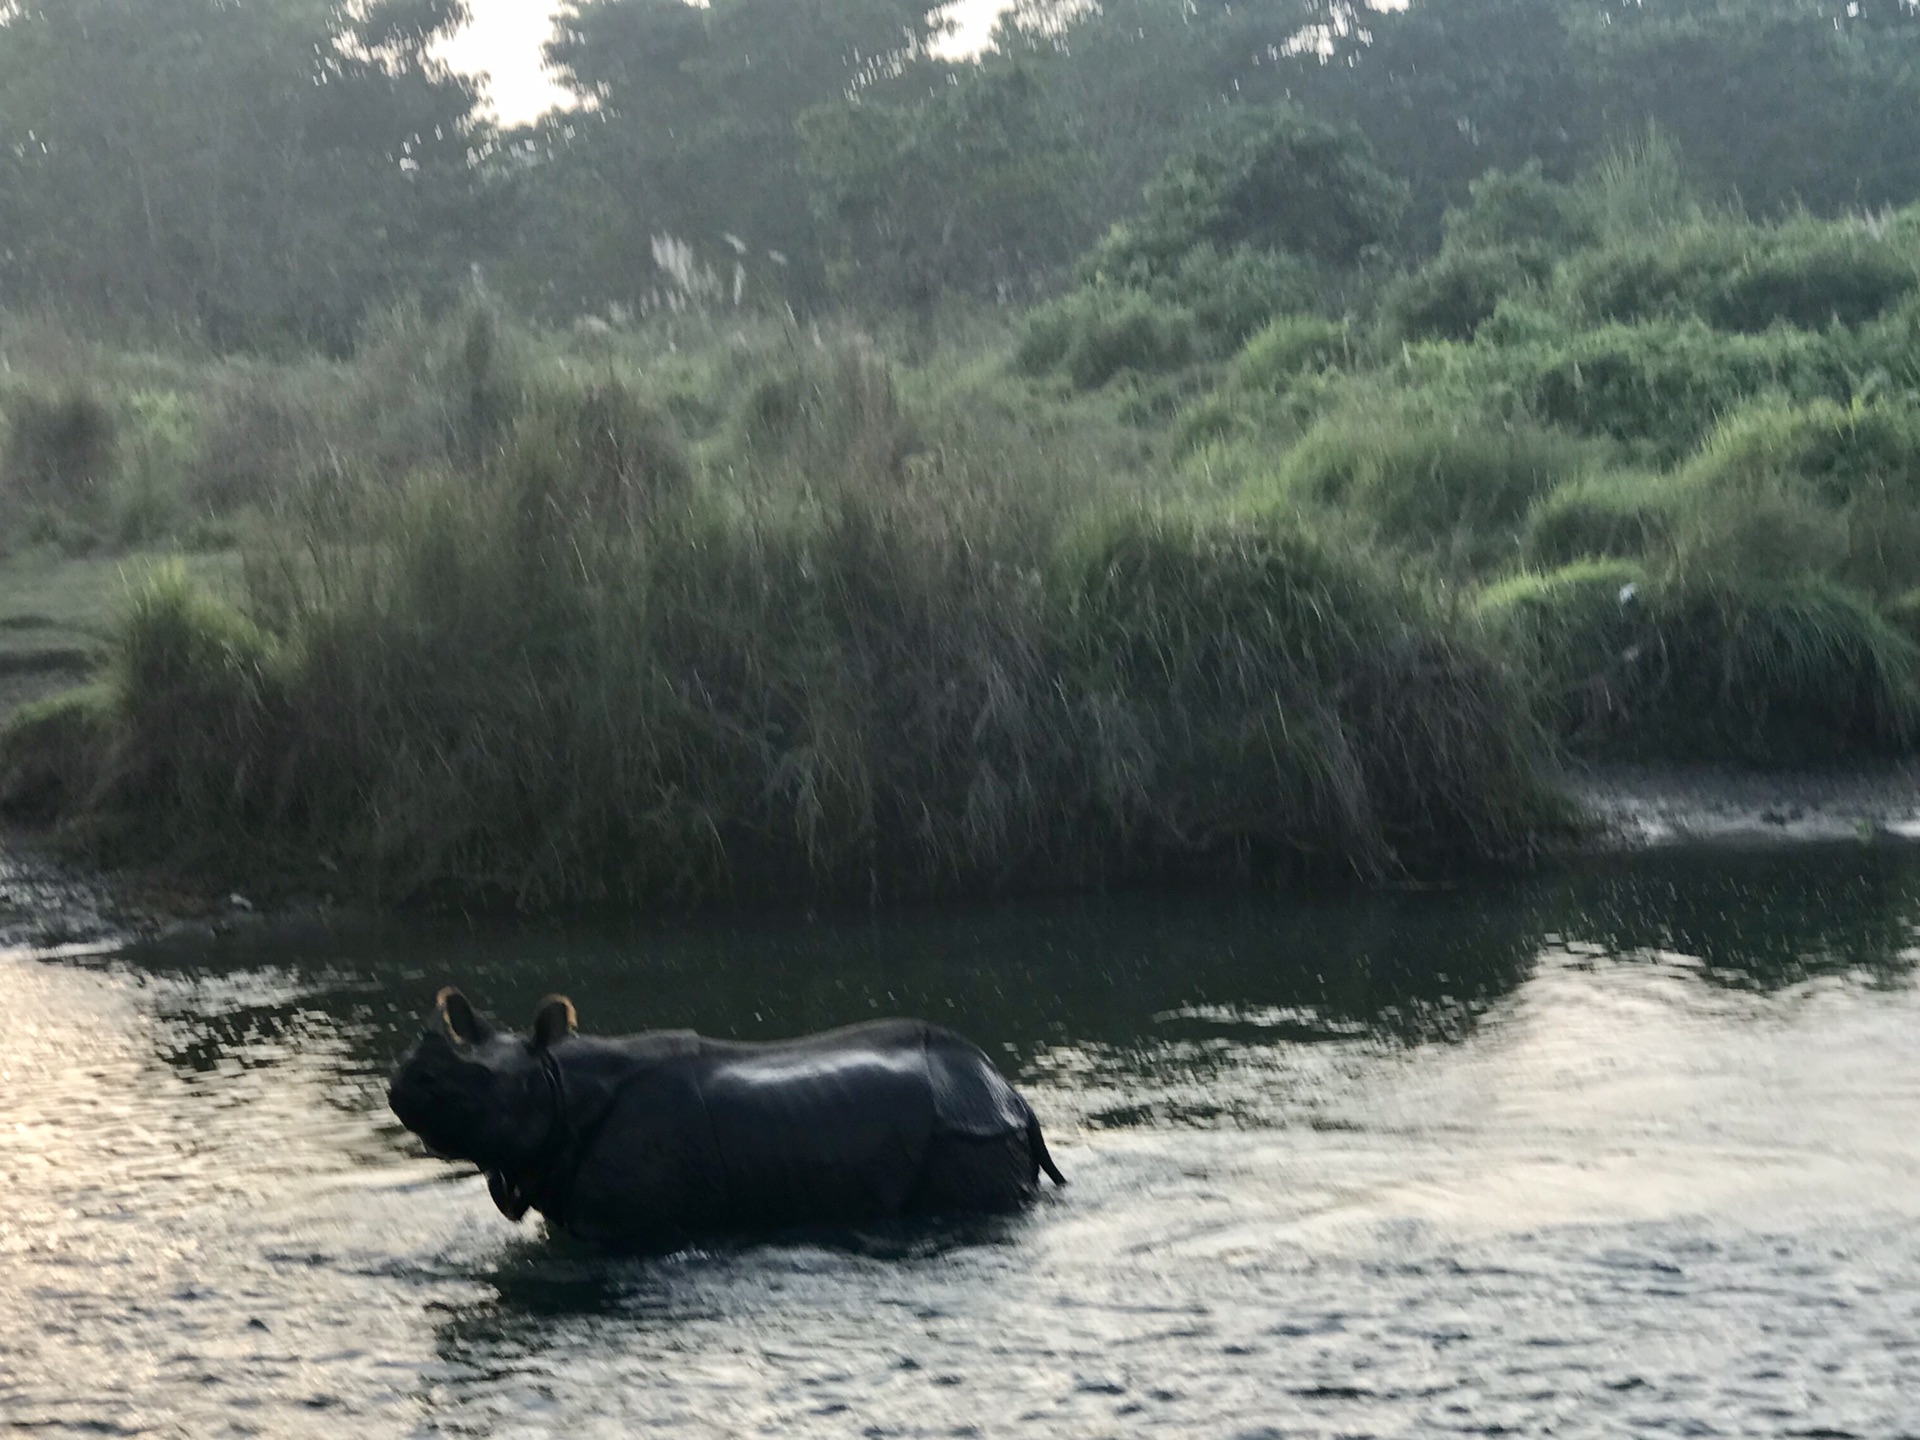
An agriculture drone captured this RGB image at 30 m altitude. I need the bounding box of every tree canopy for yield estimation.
[5,0,1920,338]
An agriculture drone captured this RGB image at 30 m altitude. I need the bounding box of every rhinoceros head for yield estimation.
[388,987,577,1171]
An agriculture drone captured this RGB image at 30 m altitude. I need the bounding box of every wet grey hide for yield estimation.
[388,988,1066,1248]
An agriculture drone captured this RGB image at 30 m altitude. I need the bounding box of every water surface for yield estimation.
[4,845,1919,1436]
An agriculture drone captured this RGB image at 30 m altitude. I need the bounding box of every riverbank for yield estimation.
[1572,761,1920,849]
[7,543,1920,927]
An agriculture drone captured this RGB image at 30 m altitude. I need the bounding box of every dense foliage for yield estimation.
[8,0,1920,906]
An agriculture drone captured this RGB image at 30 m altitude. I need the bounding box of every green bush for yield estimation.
[2,382,118,508]
[1168,396,1254,456]
[1521,471,1678,568]
[0,684,115,825]
[1262,406,1597,569]
[191,370,320,516]
[1235,314,1350,389]
[1677,398,1920,507]
[106,562,290,842]
[1562,219,1920,333]
[1668,399,1920,596]
[1477,562,1920,759]
[733,341,917,487]
[508,381,692,535]
[348,295,533,471]
[1061,510,1559,866]
[1380,248,1540,344]
[1148,244,1322,349]
[1442,161,1599,259]
[1502,319,1854,459]
[1016,289,1199,388]
[1082,105,1409,282]
[1475,559,1648,742]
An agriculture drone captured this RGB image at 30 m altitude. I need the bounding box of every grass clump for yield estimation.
[1520,471,1678,569]
[2,382,118,505]
[1477,563,1920,761]
[1676,397,1920,508]
[13,404,1566,904]
[1561,218,1920,334]
[1061,511,1562,869]
[0,562,288,855]
[1666,399,1920,597]
[1258,405,1598,571]
[1495,318,1853,460]
[107,562,290,844]
[0,683,115,826]
[1379,248,1541,344]
[1234,314,1351,389]
[1016,288,1200,388]
[508,381,693,533]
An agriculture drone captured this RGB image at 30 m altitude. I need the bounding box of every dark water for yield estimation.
[5,845,1920,1437]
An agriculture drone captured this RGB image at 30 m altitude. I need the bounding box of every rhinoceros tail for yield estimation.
[1028,1113,1066,1187]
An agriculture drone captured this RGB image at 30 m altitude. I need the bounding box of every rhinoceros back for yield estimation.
[694,1021,1032,1225]
[556,1020,1043,1241]
[923,1028,1033,1138]
[698,1031,936,1224]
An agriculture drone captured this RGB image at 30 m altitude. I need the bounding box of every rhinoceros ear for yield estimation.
[531,994,577,1049]
[436,986,491,1046]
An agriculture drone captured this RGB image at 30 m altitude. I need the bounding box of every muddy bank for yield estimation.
[0,832,125,951]
[0,667,321,951]
[1571,761,1920,849]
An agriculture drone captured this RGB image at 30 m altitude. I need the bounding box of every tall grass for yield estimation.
[2,347,1567,904]
[1477,563,1920,760]
[1254,403,1600,572]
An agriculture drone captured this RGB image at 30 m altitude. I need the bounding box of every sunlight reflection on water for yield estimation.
[4,845,1920,1435]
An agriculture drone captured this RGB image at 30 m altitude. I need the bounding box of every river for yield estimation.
[4,842,1919,1437]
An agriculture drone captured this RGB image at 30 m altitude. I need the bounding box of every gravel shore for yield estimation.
[1570,760,1920,849]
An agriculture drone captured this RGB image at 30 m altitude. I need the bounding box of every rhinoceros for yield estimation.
[388,987,1065,1248]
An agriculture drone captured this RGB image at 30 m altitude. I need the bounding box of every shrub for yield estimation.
[1677,398,1920,508]
[1060,510,1560,867]
[1235,314,1350,389]
[1149,244,1323,349]
[1672,399,1920,595]
[1379,248,1540,344]
[1650,579,1920,759]
[2,382,118,507]
[1521,471,1677,568]
[1082,105,1409,281]
[348,295,533,471]
[1016,289,1199,388]
[191,370,323,516]
[508,381,692,536]
[1443,161,1599,259]
[1168,397,1253,456]
[110,390,198,544]
[1561,219,1919,333]
[734,340,917,486]
[1506,319,1854,459]
[97,562,291,851]
[1262,406,1598,570]
[0,684,114,825]
[1477,563,1920,759]
[1475,559,1649,742]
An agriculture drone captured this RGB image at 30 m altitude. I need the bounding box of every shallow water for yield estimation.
[5,845,1920,1437]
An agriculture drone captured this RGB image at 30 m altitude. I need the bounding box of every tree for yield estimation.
[1084,105,1409,282]
[800,62,1090,312]
[508,0,953,316]
[0,0,488,349]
